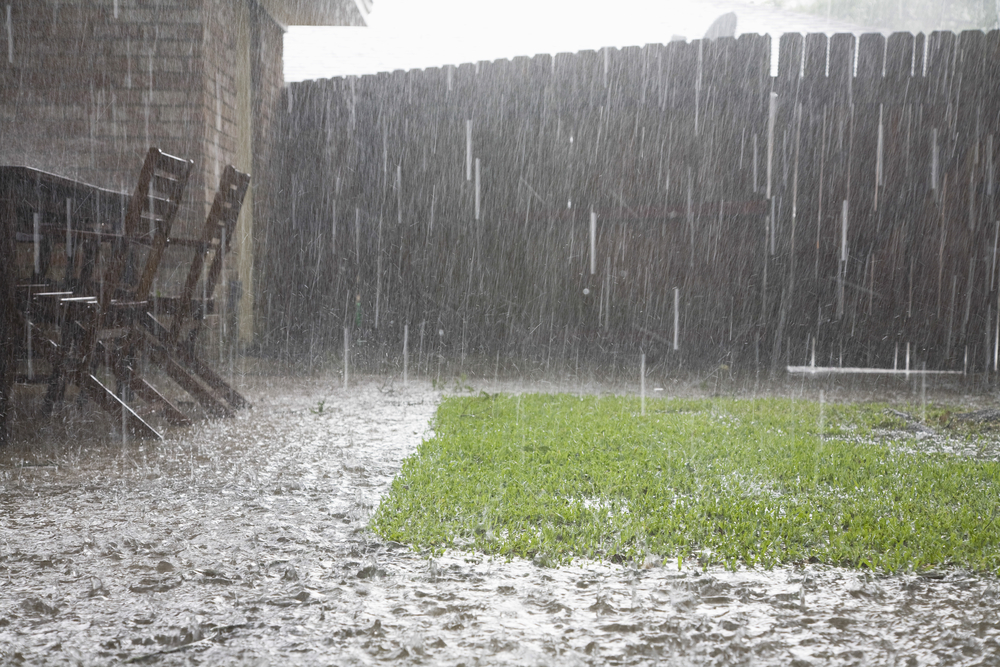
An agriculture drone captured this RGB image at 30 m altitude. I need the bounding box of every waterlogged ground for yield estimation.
[2,372,1000,665]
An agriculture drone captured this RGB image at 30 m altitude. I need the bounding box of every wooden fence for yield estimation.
[260,30,1000,377]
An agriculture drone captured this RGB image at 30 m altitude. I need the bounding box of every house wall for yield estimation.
[0,0,207,235]
[248,1,284,348]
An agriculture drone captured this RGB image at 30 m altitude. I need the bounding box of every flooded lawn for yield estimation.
[1,372,999,665]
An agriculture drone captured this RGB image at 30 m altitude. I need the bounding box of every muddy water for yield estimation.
[1,373,999,665]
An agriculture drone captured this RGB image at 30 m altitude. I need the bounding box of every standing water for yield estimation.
[1,373,999,665]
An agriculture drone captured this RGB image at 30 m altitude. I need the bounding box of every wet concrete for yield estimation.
[1,372,999,665]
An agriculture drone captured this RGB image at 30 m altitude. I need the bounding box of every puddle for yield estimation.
[1,373,998,665]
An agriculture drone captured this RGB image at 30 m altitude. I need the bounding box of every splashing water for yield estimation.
[1,373,998,665]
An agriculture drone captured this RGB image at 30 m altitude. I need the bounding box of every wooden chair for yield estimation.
[45,147,195,438]
[77,147,193,364]
[82,161,253,423]
[22,152,252,438]
[147,164,252,414]
[168,165,250,349]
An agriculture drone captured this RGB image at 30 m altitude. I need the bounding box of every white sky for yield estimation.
[284,0,875,81]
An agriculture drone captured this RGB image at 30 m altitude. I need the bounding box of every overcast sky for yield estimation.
[283,0,875,81]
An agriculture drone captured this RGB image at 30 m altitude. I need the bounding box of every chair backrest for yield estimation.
[103,147,193,308]
[168,164,250,346]
[78,147,192,374]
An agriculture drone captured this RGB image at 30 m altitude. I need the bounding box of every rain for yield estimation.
[3,0,1000,664]
[273,27,997,383]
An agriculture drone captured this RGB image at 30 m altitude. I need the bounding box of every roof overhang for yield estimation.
[258,0,369,27]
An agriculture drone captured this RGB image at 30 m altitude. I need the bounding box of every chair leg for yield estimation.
[182,352,250,411]
[96,340,192,427]
[78,373,162,440]
[146,339,234,419]
[42,363,67,415]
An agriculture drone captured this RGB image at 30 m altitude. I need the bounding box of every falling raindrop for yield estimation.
[837,200,848,318]
[840,200,849,262]
[5,5,11,65]
[331,199,337,257]
[673,287,680,351]
[220,226,227,356]
[32,212,40,276]
[766,92,777,200]
[589,209,597,275]
[921,362,927,422]
[65,197,73,263]
[875,103,884,210]
[343,326,350,387]
[931,127,939,192]
[474,158,481,220]
[695,40,702,136]
[640,353,646,416]
[418,320,426,373]
[988,134,995,197]
[465,119,473,181]
[396,164,402,225]
[428,185,436,236]
[752,133,759,193]
[375,215,383,329]
[819,389,825,435]
[403,323,409,385]
[354,207,360,262]
[995,298,1000,372]
[24,297,32,382]
[769,198,776,256]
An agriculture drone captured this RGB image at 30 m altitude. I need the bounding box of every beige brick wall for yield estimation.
[0,0,207,238]
[249,4,284,347]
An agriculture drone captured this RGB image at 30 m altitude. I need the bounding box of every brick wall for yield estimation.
[202,0,240,218]
[0,0,208,238]
[249,2,284,346]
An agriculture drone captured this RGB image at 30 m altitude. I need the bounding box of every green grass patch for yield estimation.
[371,394,1000,573]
